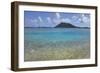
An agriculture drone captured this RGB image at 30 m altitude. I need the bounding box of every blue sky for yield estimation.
[24,11,90,27]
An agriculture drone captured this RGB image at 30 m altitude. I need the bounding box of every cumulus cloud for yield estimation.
[30,19,38,23]
[72,14,90,25]
[81,14,90,23]
[72,16,77,19]
[24,18,38,27]
[56,13,60,19]
[78,18,82,22]
[61,18,71,23]
[38,16,43,22]
[72,14,90,27]
[53,18,71,25]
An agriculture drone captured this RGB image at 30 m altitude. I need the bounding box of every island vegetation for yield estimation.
[55,22,90,29]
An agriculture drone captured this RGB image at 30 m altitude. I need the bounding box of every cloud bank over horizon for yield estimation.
[24,11,90,27]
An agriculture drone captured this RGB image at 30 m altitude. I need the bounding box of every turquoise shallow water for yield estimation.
[24,28,90,61]
[24,28,90,42]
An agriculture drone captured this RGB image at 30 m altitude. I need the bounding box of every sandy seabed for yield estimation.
[24,40,90,61]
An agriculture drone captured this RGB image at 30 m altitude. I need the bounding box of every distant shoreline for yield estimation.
[24,27,90,29]
[25,22,90,29]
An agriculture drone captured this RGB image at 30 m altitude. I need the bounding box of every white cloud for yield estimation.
[53,18,71,25]
[38,16,43,22]
[78,18,82,22]
[73,14,90,27]
[81,14,90,23]
[74,14,90,24]
[61,18,71,23]
[72,15,78,20]
[72,14,90,24]
[24,18,39,27]
[30,19,38,23]
[56,13,60,19]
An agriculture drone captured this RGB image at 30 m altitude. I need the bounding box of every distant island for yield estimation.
[55,22,90,29]
[25,22,90,28]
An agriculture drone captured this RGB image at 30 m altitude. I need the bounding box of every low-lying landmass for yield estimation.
[25,22,90,29]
